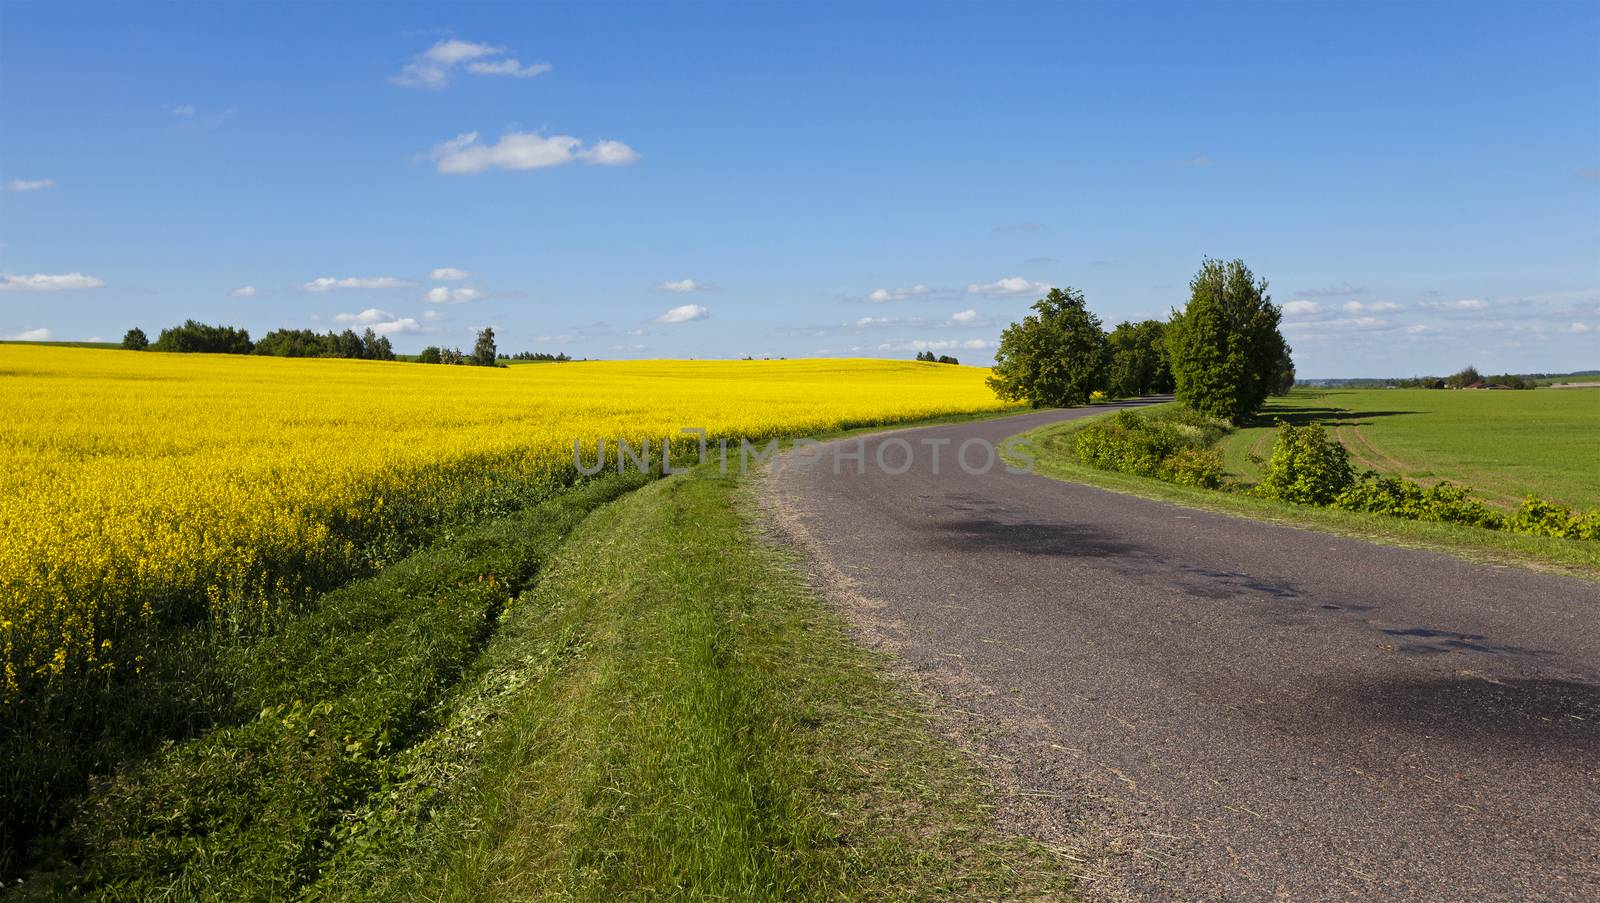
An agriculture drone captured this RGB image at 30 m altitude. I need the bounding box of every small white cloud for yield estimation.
[1570,322,1595,334]
[430,267,470,281]
[3,327,51,341]
[1406,325,1430,334]
[965,276,1050,297]
[0,272,105,292]
[168,103,196,116]
[655,304,709,324]
[301,276,412,292]
[466,58,552,78]
[392,38,552,88]
[1343,300,1399,312]
[658,278,703,293]
[231,285,258,298]
[950,308,981,323]
[429,131,640,174]
[876,338,996,352]
[1448,298,1489,310]
[866,284,932,302]
[425,286,482,304]
[422,310,443,321]
[3,178,53,192]
[1282,300,1320,316]
[333,308,421,335]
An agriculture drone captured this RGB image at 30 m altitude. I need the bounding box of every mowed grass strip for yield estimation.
[1011,409,1600,579]
[314,467,1072,902]
[1217,388,1600,510]
[15,473,652,900]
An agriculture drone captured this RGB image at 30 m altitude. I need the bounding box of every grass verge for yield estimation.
[1009,406,1600,580]
[13,473,652,899]
[305,465,1072,901]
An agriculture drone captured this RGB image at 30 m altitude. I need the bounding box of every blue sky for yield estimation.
[2,1,1596,376]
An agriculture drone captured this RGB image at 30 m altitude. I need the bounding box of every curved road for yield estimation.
[764,405,1600,902]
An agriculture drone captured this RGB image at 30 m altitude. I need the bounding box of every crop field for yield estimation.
[1219,388,1600,510]
[0,345,1011,704]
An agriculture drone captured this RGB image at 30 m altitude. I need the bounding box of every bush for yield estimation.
[1158,447,1225,489]
[1074,409,1230,487]
[1255,422,1354,506]
[1505,497,1600,540]
[1333,475,1501,529]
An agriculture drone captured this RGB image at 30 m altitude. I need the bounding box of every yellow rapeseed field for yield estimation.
[0,344,1010,699]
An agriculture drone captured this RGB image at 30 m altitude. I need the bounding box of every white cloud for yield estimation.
[430,267,470,281]
[422,310,443,321]
[333,308,422,335]
[426,286,482,304]
[1282,300,1320,316]
[231,285,258,298]
[0,272,105,292]
[658,278,703,293]
[466,59,552,78]
[392,38,551,88]
[168,103,195,116]
[429,131,640,174]
[1445,298,1489,310]
[655,304,709,324]
[301,276,412,292]
[965,276,1050,297]
[950,308,981,323]
[1570,322,1596,334]
[876,338,996,352]
[3,179,53,192]
[1343,300,1399,312]
[866,284,931,302]
[3,327,51,341]
[1406,325,1430,334]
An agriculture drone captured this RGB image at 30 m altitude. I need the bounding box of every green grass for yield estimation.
[13,474,653,898]
[1009,407,1600,580]
[1217,388,1600,510]
[304,466,1071,901]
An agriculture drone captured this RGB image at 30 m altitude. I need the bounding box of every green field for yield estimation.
[1220,388,1600,510]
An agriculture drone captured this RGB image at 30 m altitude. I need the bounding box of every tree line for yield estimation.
[120,321,568,368]
[986,258,1294,424]
[914,351,961,365]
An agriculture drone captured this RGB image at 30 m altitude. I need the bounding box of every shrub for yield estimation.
[1158,447,1225,488]
[1333,475,1501,529]
[1073,409,1230,487]
[1255,422,1353,506]
[1505,497,1600,540]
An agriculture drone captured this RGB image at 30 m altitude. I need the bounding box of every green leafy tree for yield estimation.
[417,346,443,364]
[471,327,497,367]
[150,320,254,354]
[1445,365,1482,389]
[1270,337,1296,395]
[121,328,148,350]
[1106,319,1172,398]
[1165,258,1286,424]
[987,287,1109,407]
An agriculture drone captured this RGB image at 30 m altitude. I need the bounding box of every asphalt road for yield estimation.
[763,404,1600,902]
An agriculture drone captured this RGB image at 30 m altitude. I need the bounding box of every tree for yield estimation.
[121,327,149,350]
[1165,258,1286,424]
[150,320,254,354]
[417,346,443,364]
[1105,319,1172,398]
[1269,337,1296,395]
[471,327,497,367]
[915,350,935,362]
[936,355,959,365]
[986,287,1109,407]
[1446,365,1483,389]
